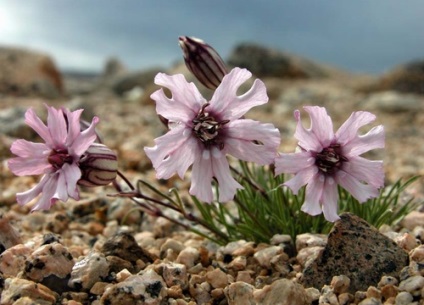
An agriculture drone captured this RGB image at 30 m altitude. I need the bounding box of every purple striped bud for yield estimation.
[179,36,228,89]
[78,143,118,187]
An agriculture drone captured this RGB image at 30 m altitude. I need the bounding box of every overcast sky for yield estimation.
[1,0,423,74]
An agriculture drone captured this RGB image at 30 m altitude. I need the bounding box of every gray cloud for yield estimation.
[1,0,423,73]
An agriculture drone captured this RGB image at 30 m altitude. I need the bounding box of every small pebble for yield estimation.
[24,242,74,293]
[305,287,320,303]
[0,244,31,277]
[358,297,382,305]
[224,281,255,305]
[380,284,398,300]
[176,247,199,269]
[206,268,228,289]
[68,251,109,290]
[398,275,424,293]
[378,276,399,288]
[366,286,381,299]
[393,233,419,251]
[116,268,132,282]
[162,262,188,289]
[395,291,414,305]
[331,275,350,294]
[338,292,354,305]
[253,246,284,269]
[410,245,424,263]
[295,233,327,251]
[1,277,58,304]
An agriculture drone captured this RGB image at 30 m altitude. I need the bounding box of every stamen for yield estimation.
[48,149,73,170]
[315,143,347,175]
[192,103,229,149]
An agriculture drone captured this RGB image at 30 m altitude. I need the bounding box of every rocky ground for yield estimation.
[0,44,423,304]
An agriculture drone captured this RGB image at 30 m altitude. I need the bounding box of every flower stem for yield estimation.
[233,196,273,237]
[230,165,270,201]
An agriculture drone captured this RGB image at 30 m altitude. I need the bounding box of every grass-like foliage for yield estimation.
[188,161,421,244]
[123,160,421,246]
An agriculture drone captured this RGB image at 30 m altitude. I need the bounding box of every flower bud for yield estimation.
[179,36,228,89]
[78,143,118,187]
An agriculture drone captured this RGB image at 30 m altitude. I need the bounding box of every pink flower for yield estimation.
[8,105,99,211]
[145,67,280,203]
[275,106,385,222]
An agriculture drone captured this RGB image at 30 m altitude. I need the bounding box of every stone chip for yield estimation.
[301,213,409,292]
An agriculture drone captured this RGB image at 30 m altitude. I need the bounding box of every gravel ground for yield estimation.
[0,72,423,304]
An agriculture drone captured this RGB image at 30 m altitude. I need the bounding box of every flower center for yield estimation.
[192,103,229,149]
[315,143,347,175]
[48,149,73,170]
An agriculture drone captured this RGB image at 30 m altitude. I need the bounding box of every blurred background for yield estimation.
[1,0,423,74]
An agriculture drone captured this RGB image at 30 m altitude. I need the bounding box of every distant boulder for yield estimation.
[372,59,424,94]
[227,43,344,79]
[111,67,162,95]
[0,46,63,98]
[103,57,127,80]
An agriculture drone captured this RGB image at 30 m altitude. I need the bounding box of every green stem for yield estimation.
[233,196,273,237]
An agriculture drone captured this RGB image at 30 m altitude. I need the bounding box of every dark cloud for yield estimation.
[1,0,423,73]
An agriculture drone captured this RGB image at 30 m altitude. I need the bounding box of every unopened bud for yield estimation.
[179,36,228,89]
[78,143,118,187]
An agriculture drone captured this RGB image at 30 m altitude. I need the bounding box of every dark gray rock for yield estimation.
[301,213,409,293]
[103,57,127,80]
[112,67,162,95]
[227,43,343,79]
[373,59,424,94]
[101,232,156,265]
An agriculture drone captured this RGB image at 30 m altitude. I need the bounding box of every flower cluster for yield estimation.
[8,105,117,211]
[144,67,281,203]
[275,106,385,221]
[7,36,386,224]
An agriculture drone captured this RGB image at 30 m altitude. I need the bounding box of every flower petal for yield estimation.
[211,148,243,202]
[189,153,214,203]
[8,140,51,175]
[274,151,315,175]
[224,120,280,165]
[25,108,52,147]
[53,170,69,203]
[8,157,51,176]
[70,116,99,157]
[145,127,199,179]
[342,156,384,189]
[209,68,268,120]
[152,73,206,122]
[293,109,324,152]
[16,174,49,206]
[301,174,325,216]
[321,177,340,222]
[284,166,318,195]
[342,125,385,156]
[62,163,81,200]
[31,174,59,211]
[303,106,334,148]
[10,139,48,158]
[64,108,84,146]
[335,111,376,146]
[46,106,67,148]
[335,170,380,203]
